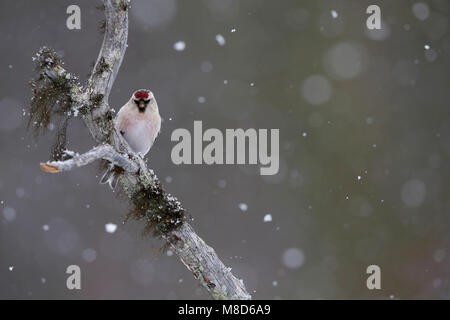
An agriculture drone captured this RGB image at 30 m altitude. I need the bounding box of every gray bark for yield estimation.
[40,144,138,173]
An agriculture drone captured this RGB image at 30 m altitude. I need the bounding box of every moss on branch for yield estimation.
[122,173,187,237]
[29,47,80,160]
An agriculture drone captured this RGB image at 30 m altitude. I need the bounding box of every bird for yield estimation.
[101,89,161,189]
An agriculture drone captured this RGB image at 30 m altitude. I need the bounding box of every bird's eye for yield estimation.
[144,99,151,103]
[134,99,139,104]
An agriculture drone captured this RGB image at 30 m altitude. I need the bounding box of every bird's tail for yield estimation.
[100,164,119,190]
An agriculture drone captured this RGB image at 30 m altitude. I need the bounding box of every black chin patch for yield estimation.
[135,97,148,112]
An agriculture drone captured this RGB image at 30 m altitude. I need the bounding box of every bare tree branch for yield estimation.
[31,0,251,300]
[40,144,138,173]
[166,223,251,299]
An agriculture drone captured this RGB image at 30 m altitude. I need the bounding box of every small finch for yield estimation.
[101,89,161,188]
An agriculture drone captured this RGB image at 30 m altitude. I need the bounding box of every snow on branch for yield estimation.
[29,0,251,300]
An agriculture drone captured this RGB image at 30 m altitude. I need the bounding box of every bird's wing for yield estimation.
[116,106,131,133]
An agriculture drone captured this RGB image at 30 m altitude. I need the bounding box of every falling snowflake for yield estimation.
[215,34,226,46]
[238,203,248,212]
[105,223,117,234]
[282,248,305,269]
[2,207,16,222]
[217,179,227,188]
[198,96,206,103]
[263,214,272,222]
[173,41,186,51]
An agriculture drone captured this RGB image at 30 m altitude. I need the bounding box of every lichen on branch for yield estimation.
[123,173,186,237]
[28,47,82,160]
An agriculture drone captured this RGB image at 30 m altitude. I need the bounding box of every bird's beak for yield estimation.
[139,100,146,109]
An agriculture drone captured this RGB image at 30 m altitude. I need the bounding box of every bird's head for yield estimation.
[131,89,155,113]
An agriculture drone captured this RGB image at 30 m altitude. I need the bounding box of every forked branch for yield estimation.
[30,0,251,300]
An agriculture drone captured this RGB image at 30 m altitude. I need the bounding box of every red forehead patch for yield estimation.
[134,90,149,99]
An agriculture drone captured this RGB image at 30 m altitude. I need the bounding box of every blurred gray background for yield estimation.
[1,0,449,299]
